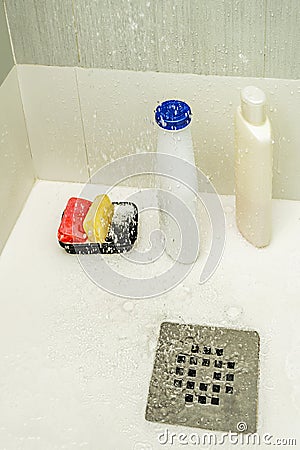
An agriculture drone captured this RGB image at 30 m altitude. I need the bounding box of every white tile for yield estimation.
[0,67,35,253]
[77,68,300,200]
[76,67,240,190]
[17,65,88,182]
[76,68,158,177]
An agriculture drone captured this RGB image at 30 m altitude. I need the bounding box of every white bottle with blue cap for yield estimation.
[155,100,199,264]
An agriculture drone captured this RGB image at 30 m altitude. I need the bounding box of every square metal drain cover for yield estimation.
[145,322,260,433]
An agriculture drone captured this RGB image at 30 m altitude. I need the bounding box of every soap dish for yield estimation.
[58,201,138,254]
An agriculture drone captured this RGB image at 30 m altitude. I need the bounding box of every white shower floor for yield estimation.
[0,180,299,449]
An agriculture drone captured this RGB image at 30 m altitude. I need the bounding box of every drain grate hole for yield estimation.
[202,358,210,366]
[174,379,182,388]
[211,397,220,406]
[226,386,234,394]
[188,368,197,377]
[198,395,207,404]
[176,367,184,376]
[191,345,199,353]
[190,356,198,365]
[213,372,222,380]
[199,382,208,391]
[214,360,223,368]
[216,348,223,356]
[227,361,235,369]
[187,381,195,390]
[185,394,194,403]
[177,354,186,363]
[213,384,221,393]
[226,373,234,382]
[203,346,211,354]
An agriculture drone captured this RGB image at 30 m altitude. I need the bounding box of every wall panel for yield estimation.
[0,0,14,84]
[5,0,78,66]
[0,67,35,253]
[265,0,300,79]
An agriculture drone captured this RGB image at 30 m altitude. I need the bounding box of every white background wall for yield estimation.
[18,65,300,200]
[0,67,35,252]
[1,63,299,254]
[1,1,300,253]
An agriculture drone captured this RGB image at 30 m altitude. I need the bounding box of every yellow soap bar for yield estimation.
[83,194,114,243]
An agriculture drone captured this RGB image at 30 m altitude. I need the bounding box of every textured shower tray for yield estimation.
[0,181,299,450]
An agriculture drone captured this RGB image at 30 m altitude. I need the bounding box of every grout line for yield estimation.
[15,65,38,180]
[71,0,81,65]
[74,67,91,181]
[3,0,16,65]
[153,1,159,73]
[263,0,268,77]
[263,0,280,176]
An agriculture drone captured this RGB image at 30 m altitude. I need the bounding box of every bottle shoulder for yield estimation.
[157,124,192,136]
[235,107,272,143]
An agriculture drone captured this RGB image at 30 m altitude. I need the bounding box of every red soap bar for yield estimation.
[58,197,92,243]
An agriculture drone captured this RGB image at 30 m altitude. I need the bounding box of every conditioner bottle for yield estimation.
[235,86,273,247]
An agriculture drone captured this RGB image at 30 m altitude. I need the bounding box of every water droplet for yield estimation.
[122,301,134,312]
[225,305,243,321]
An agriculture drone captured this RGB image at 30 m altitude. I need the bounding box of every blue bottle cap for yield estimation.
[155,100,192,131]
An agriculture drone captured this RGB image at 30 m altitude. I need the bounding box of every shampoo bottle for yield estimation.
[155,100,198,263]
[235,86,273,247]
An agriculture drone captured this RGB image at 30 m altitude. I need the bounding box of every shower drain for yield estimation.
[145,322,260,433]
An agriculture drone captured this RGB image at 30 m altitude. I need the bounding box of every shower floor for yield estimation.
[0,180,299,450]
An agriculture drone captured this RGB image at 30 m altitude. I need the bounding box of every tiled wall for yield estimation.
[0,3,35,253]
[17,65,300,200]
[0,67,35,253]
[0,0,14,84]
[16,66,88,182]
[1,0,300,214]
[5,0,300,80]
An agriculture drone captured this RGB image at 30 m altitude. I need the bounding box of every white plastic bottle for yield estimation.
[155,100,199,264]
[235,86,273,247]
